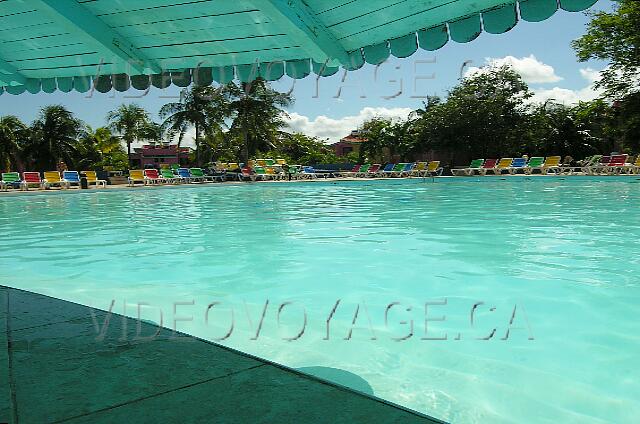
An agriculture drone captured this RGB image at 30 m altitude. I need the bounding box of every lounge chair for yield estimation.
[253,166,272,181]
[540,156,562,175]
[486,158,513,175]
[266,166,282,180]
[355,164,371,178]
[523,157,545,175]
[409,162,426,177]
[379,163,396,177]
[62,171,82,188]
[507,158,527,175]
[1,172,21,191]
[128,170,146,186]
[425,161,443,176]
[366,164,382,177]
[159,168,179,184]
[191,167,220,182]
[276,159,287,165]
[477,159,498,176]
[176,168,197,183]
[584,156,610,175]
[82,171,107,187]
[300,166,319,179]
[239,166,257,182]
[43,171,69,189]
[144,169,165,184]
[622,156,640,174]
[602,154,628,175]
[20,172,44,190]
[339,164,361,178]
[452,159,484,176]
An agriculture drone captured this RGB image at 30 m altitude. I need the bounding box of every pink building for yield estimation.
[330,130,367,157]
[130,144,191,168]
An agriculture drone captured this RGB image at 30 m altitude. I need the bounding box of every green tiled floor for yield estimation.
[0,286,444,423]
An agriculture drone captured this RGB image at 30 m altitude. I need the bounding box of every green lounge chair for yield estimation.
[160,168,179,184]
[1,172,21,191]
[191,168,222,182]
[355,164,371,178]
[452,159,484,176]
[524,157,545,175]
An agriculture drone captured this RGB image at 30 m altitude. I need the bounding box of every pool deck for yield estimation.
[2,173,639,196]
[0,286,443,423]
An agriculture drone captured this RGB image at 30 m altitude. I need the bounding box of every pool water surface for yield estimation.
[1,178,638,423]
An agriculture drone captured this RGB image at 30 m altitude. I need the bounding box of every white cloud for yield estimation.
[527,67,604,105]
[285,106,413,144]
[579,67,602,84]
[465,55,563,84]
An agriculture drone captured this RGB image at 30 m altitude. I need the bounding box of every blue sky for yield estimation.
[0,1,613,145]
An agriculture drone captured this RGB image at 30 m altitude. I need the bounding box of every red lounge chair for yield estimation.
[340,164,361,177]
[367,164,381,177]
[21,172,43,190]
[603,155,628,174]
[478,159,498,176]
[144,169,163,184]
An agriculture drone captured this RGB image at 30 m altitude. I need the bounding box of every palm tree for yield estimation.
[160,86,228,166]
[0,115,28,172]
[25,105,83,170]
[224,78,293,163]
[106,104,151,167]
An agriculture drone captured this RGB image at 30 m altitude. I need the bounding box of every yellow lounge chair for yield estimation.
[43,171,69,189]
[426,161,442,176]
[128,170,146,186]
[82,171,107,187]
[622,156,640,174]
[539,156,561,175]
[410,162,427,177]
[485,158,512,175]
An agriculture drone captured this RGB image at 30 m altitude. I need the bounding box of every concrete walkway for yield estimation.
[1,286,444,423]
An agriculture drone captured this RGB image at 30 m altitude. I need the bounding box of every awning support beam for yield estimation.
[261,0,350,67]
[32,0,161,74]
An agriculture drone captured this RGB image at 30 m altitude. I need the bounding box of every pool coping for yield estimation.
[0,285,446,423]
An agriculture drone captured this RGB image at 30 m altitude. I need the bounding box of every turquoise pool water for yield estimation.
[1,178,639,423]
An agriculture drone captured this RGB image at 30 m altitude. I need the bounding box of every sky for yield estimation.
[0,1,614,147]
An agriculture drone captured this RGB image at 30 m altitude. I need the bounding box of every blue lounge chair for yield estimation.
[380,163,396,177]
[300,166,319,179]
[62,171,81,188]
[177,168,194,183]
[508,158,527,174]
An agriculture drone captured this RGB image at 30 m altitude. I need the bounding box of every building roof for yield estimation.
[0,0,598,95]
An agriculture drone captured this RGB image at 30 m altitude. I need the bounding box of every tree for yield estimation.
[0,115,28,172]
[572,0,640,97]
[80,126,128,170]
[160,86,228,166]
[106,104,151,167]
[411,66,532,164]
[224,78,293,163]
[266,133,339,165]
[25,105,83,170]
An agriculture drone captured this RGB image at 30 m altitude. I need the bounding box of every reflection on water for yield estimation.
[1,178,639,423]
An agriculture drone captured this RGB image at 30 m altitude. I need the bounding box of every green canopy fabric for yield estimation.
[0,0,599,95]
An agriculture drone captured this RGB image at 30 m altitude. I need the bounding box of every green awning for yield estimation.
[0,0,598,95]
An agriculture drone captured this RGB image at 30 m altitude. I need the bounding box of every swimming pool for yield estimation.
[1,178,639,423]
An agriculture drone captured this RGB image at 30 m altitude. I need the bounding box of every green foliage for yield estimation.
[160,85,228,166]
[572,0,640,97]
[24,105,84,170]
[0,115,28,172]
[223,78,293,162]
[106,103,152,166]
[264,133,339,165]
